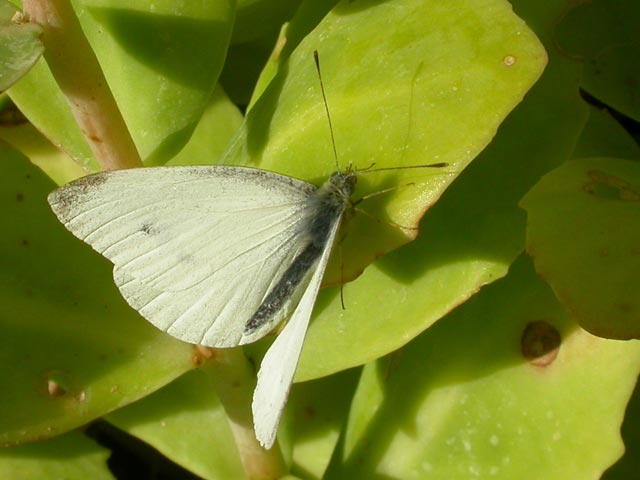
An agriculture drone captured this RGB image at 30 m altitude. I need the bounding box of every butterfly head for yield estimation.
[328,170,357,202]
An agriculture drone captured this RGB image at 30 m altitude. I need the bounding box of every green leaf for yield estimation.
[8,0,235,170]
[244,0,337,110]
[166,85,243,166]
[0,431,114,480]
[232,0,303,45]
[520,157,640,339]
[287,369,360,478]
[603,379,640,480]
[572,105,640,160]
[106,369,245,480]
[221,39,281,108]
[0,120,86,185]
[223,0,308,107]
[327,255,640,478]
[0,1,43,92]
[0,142,196,445]
[7,59,96,169]
[554,0,640,121]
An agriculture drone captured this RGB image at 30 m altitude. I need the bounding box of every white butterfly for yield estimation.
[48,163,355,449]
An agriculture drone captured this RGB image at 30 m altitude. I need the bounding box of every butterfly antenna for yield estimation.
[313,50,340,171]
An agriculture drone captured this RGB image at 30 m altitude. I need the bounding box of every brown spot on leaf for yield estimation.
[192,354,204,367]
[618,303,633,314]
[503,55,516,66]
[521,321,561,367]
[47,379,66,397]
[45,370,73,397]
[584,170,640,201]
[16,193,24,202]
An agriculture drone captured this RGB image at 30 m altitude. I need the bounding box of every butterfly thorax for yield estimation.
[306,170,356,247]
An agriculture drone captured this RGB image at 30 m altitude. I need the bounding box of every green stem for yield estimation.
[22,0,142,170]
[202,348,287,480]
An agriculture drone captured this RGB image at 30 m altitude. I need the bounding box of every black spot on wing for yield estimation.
[140,223,154,235]
[78,172,110,188]
[48,171,111,214]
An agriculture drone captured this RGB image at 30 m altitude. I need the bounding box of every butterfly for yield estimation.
[47,51,446,449]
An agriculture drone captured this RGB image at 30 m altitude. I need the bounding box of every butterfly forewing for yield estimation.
[48,166,319,347]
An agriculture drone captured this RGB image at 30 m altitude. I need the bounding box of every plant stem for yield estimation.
[22,0,142,170]
[202,348,287,480]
